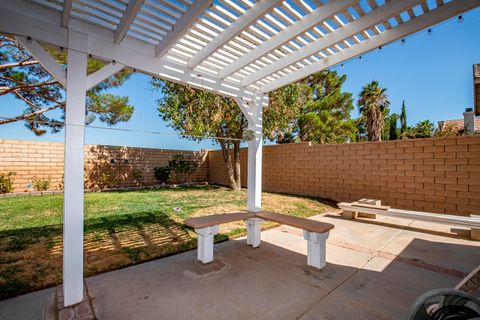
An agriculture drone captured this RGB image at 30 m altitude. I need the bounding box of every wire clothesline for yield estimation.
[0,116,244,141]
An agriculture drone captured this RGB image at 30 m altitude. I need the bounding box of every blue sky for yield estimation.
[0,7,479,150]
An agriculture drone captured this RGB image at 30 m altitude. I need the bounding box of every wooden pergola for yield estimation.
[0,0,478,307]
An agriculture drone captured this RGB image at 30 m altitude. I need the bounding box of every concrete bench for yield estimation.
[184,211,334,269]
[338,199,480,241]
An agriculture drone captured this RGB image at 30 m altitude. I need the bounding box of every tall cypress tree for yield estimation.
[400,100,407,134]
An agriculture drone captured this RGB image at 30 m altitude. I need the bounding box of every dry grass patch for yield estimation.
[0,185,334,299]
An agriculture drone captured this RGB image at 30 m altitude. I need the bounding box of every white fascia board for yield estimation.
[261,0,480,92]
[243,0,425,86]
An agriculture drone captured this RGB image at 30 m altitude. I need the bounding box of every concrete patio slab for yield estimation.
[87,239,328,320]
[1,213,479,320]
[300,255,460,320]
[0,287,55,320]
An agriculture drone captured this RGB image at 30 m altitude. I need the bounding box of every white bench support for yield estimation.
[303,231,330,270]
[194,225,219,264]
[246,218,263,247]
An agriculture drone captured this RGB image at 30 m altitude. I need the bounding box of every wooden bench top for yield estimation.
[184,211,334,233]
[256,211,334,233]
[184,211,255,229]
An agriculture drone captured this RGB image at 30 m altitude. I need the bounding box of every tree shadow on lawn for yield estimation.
[0,210,231,300]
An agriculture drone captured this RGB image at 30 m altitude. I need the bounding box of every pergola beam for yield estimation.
[261,0,480,92]
[114,0,145,44]
[62,0,73,27]
[86,63,125,91]
[188,0,278,69]
[233,97,254,124]
[218,0,356,79]
[243,0,424,87]
[15,36,67,87]
[154,0,212,58]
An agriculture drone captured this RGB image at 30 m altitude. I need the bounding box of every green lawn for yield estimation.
[0,185,333,300]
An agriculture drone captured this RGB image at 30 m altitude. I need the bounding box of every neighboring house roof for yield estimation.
[438,117,480,131]
[475,64,480,115]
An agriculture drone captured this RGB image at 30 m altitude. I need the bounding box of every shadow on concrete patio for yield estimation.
[1,214,479,320]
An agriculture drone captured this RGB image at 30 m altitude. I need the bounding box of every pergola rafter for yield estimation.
[218,0,357,80]
[114,0,145,44]
[188,0,279,69]
[1,0,479,309]
[261,0,480,92]
[154,0,213,58]
[61,0,73,27]
[241,0,426,87]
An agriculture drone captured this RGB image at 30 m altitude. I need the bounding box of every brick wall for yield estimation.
[0,140,208,192]
[208,136,480,216]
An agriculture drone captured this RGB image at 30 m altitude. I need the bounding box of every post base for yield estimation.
[303,231,330,270]
[246,218,263,247]
[195,225,219,264]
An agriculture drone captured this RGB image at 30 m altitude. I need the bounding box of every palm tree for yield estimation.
[358,81,390,141]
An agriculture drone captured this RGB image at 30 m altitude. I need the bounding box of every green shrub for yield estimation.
[131,169,144,184]
[31,176,51,191]
[168,155,196,182]
[0,172,16,194]
[154,166,171,184]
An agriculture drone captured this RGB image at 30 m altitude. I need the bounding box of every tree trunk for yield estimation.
[233,141,241,190]
[219,140,241,191]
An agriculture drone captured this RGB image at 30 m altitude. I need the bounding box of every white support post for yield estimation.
[303,231,330,270]
[238,93,265,247]
[63,30,88,307]
[195,226,219,264]
[247,93,264,212]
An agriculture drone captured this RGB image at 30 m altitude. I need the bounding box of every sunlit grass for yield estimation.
[0,185,333,300]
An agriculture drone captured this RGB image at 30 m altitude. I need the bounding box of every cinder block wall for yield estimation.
[208,136,480,216]
[0,140,208,192]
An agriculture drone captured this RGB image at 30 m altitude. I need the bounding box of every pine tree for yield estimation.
[389,114,398,140]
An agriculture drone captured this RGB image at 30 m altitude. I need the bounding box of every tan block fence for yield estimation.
[209,135,480,216]
[0,140,208,192]
[1,136,479,216]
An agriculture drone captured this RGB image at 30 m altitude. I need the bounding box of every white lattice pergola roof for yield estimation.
[1,0,478,100]
[1,0,479,309]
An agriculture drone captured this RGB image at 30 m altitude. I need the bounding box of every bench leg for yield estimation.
[342,210,357,219]
[471,228,480,241]
[194,226,219,264]
[303,231,330,270]
[246,218,263,248]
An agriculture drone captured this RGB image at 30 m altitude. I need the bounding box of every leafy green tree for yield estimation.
[0,35,134,134]
[400,100,407,134]
[153,80,294,191]
[269,70,356,144]
[358,81,390,141]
